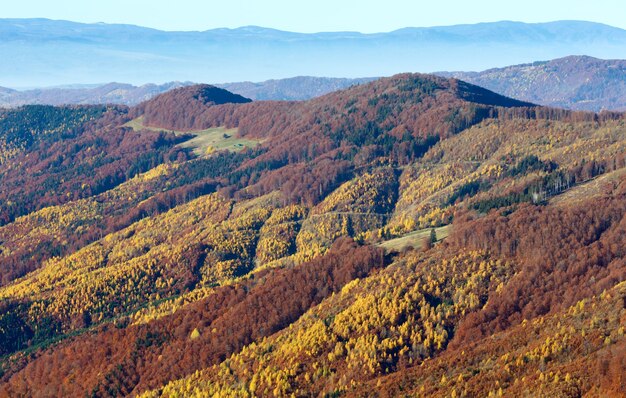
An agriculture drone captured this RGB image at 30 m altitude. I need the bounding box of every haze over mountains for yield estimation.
[0,82,193,107]
[217,76,378,101]
[1,18,626,87]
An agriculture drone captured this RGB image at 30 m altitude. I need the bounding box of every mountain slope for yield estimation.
[0,75,625,397]
[1,19,626,86]
[440,55,626,111]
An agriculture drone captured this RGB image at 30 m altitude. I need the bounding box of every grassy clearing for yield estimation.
[124,116,261,156]
[379,224,452,253]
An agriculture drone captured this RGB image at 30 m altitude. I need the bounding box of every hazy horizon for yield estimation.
[3,0,626,32]
[1,18,626,87]
[3,16,626,34]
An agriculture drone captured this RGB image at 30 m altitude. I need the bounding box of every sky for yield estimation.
[2,0,626,32]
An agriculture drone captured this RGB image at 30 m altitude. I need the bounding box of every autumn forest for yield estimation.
[0,74,625,397]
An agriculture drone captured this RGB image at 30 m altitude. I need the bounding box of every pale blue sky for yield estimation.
[2,0,625,32]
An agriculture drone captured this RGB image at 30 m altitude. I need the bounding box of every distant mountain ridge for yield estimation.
[217,76,378,101]
[0,82,193,107]
[439,55,626,111]
[0,77,376,107]
[1,19,626,86]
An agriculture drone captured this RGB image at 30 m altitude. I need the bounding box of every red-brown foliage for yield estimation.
[448,182,626,346]
[0,239,386,397]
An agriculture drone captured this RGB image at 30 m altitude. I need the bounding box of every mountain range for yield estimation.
[1,56,625,112]
[0,73,625,396]
[0,77,375,107]
[1,18,626,87]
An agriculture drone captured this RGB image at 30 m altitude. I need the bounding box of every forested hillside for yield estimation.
[0,74,625,397]
[440,55,626,112]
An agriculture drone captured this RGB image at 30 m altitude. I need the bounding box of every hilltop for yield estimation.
[0,74,624,397]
